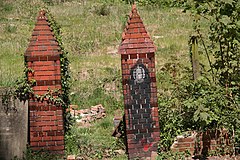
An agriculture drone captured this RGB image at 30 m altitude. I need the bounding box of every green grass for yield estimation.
[0,0,43,86]
[0,0,203,159]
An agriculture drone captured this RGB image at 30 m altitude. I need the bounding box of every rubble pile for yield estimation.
[68,104,106,126]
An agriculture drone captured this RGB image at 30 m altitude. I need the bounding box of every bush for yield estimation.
[158,78,240,152]
[122,0,187,7]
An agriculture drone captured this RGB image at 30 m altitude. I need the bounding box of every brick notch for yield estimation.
[25,10,64,154]
[119,4,160,159]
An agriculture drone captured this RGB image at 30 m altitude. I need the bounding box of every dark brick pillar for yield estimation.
[24,10,64,154]
[119,4,160,159]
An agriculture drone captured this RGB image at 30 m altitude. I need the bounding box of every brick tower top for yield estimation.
[25,10,60,57]
[118,4,156,55]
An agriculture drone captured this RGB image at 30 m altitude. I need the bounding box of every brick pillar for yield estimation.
[24,10,64,154]
[119,4,160,159]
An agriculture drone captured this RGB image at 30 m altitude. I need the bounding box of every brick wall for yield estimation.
[119,4,160,159]
[171,130,232,156]
[25,10,64,154]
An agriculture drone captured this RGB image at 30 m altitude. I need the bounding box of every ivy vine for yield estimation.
[45,9,71,109]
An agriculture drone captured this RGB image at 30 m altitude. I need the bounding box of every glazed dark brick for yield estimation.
[142,113,151,118]
[134,124,143,130]
[139,118,147,123]
[142,104,151,108]
[143,123,152,129]
[136,134,143,140]
[132,114,141,119]
[132,119,139,124]
[143,133,151,138]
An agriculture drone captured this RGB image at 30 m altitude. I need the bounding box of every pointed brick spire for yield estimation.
[119,4,156,55]
[25,10,60,57]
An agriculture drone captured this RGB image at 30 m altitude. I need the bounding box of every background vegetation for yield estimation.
[0,0,239,159]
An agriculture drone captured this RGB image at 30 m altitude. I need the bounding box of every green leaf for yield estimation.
[200,112,209,121]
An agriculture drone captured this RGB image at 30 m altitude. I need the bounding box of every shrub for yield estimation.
[122,0,187,7]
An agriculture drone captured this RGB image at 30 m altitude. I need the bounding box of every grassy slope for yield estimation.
[0,0,194,159]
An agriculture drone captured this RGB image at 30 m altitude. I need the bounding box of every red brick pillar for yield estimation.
[24,10,64,154]
[119,4,160,159]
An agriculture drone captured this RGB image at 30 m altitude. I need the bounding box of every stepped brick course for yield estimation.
[119,4,160,159]
[25,10,64,154]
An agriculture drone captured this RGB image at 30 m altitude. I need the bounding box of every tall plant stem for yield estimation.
[197,30,215,83]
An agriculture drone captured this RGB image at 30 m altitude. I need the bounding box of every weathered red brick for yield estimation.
[48,145,64,151]
[34,71,59,76]
[39,141,47,147]
[32,75,61,81]
[32,30,54,36]
[31,147,44,151]
[34,25,51,31]
[30,142,39,147]
[52,136,64,141]
[42,136,52,141]
[57,126,64,130]
[47,141,55,146]
[35,20,49,25]
[31,66,56,71]
[31,137,42,142]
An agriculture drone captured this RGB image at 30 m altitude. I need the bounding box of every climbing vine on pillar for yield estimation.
[46,9,71,109]
[15,9,70,110]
